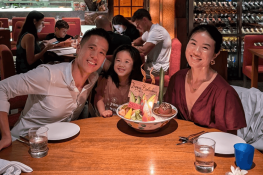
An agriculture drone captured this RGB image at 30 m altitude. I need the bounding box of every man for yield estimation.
[45,20,73,42]
[0,28,110,151]
[131,9,171,77]
[94,15,131,55]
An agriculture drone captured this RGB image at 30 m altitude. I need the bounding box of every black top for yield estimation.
[107,31,131,55]
[16,32,42,74]
[122,26,140,42]
[45,33,73,42]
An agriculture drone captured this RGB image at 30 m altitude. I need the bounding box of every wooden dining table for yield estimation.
[248,49,263,88]
[1,116,263,174]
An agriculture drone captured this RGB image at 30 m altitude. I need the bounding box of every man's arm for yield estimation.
[134,42,155,56]
[132,36,144,46]
[0,66,51,150]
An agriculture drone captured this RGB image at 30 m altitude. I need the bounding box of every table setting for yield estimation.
[0,68,263,174]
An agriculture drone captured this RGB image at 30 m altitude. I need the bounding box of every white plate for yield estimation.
[45,122,80,141]
[200,132,246,154]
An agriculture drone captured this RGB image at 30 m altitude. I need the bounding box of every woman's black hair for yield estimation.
[17,11,44,43]
[188,25,222,54]
[112,15,134,28]
[104,44,143,88]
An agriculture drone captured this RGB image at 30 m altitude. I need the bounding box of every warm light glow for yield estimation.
[149,102,153,108]
[150,165,155,174]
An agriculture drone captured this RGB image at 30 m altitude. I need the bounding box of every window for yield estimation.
[114,0,144,17]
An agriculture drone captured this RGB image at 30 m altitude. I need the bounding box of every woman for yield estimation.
[164,25,246,134]
[112,15,140,41]
[16,11,53,74]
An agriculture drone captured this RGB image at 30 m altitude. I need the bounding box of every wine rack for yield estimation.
[189,0,263,80]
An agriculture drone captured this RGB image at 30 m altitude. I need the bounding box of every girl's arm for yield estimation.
[94,77,113,118]
[96,97,112,118]
[23,34,54,65]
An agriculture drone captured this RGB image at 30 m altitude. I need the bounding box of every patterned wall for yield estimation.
[149,0,175,39]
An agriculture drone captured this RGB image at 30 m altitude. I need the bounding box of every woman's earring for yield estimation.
[211,60,215,65]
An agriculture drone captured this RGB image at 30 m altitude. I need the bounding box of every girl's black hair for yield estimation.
[112,15,134,28]
[104,45,143,88]
[17,11,44,43]
[188,25,222,54]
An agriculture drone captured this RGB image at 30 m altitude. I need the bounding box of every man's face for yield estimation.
[55,27,68,38]
[134,18,146,33]
[75,35,108,75]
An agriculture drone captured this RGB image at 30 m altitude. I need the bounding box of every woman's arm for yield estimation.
[23,34,54,65]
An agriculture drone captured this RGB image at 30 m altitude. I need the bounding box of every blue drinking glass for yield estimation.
[234,143,254,170]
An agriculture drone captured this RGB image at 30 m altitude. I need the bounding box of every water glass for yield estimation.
[28,127,49,158]
[193,137,216,173]
[234,143,254,170]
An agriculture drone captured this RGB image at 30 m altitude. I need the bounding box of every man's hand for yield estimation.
[0,135,12,151]
[0,112,12,151]
[101,110,113,118]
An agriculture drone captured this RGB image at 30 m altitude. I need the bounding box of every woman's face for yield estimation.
[185,31,219,69]
[114,50,134,79]
[34,18,44,33]
[113,24,125,34]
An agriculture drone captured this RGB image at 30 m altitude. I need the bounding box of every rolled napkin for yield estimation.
[0,159,33,175]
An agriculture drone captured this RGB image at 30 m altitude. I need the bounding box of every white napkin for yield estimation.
[0,159,33,175]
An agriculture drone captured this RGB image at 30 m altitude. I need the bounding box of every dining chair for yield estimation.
[61,17,81,37]
[0,18,9,28]
[11,21,25,56]
[243,35,263,87]
[0,44,27,129]
[0,29,11,49]
[11,17,26,42]
[146,38,181,87]
[40,17,55,34]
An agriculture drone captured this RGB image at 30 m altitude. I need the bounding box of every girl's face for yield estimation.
[113,24,126,34]
[34,18,44,33]
[114,51,134,79]
[185,31,219,69]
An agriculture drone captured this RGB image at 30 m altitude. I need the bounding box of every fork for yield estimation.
[177,131,206,145]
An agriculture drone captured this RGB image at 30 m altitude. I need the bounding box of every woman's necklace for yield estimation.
[186,70,214,92]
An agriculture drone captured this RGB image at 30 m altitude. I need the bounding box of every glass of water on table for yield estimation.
[193,137,216,173]
[28,127,49,158]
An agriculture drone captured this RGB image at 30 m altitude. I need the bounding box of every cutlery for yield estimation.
[17,138,30,146]
[179,131,205,141]
[176,140,188,145]
[177,131,206,145]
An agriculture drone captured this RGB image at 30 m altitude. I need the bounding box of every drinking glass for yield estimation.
[193,137,216,173]
[28,127,49,158]
[234,143,254,170]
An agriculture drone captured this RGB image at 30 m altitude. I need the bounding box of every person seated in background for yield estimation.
[16,11,54,74]
[164,25,246,134]
[131,9,171,77]
[0,28,111,151]
[94,15,131,55]
[112,15,140,42]
[94,45,143,117]
[45,20,73,42]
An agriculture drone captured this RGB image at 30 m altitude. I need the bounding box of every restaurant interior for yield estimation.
[0,0,263,174]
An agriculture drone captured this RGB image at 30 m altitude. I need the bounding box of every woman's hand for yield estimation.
[101,110,113,118]
[45,42,54,50]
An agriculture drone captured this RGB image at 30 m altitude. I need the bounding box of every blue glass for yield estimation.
[234,143,254,170]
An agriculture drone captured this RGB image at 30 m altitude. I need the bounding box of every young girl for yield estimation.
[95,45,143,117]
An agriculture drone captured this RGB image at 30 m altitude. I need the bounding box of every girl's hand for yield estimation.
[101,110,113,118]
